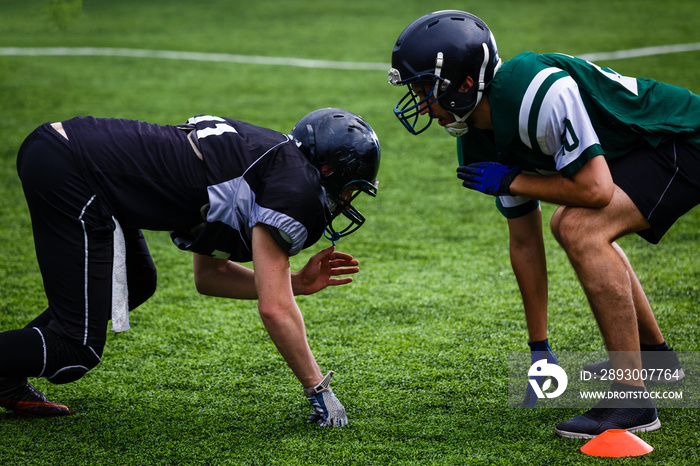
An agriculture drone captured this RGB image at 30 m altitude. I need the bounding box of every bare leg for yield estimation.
[554,187,653,386]
[551,202,665,347]
[508,208,548,342]
[611,243,665,345]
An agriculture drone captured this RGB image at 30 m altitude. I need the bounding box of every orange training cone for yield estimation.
[580,429,654,457]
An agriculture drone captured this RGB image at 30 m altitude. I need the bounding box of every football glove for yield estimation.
[303,371,348,427]
[519,339,558,408]
[457,162,521,196]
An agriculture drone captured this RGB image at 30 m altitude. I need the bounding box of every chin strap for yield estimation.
[444,115,471,137]
[443,42,502,138]
[324,228,340,246]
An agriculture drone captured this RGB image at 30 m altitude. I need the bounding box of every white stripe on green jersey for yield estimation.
[518,68,601,174]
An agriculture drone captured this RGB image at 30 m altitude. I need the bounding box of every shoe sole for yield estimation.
[554,418,661,439]
[8,400,71,417]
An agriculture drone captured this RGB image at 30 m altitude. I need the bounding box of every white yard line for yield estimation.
[1,42,699,70]
[577,42,700,61]
[0,46,389,70]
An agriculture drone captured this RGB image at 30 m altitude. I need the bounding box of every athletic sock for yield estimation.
[528,339,551,352]
[641,341,671,351]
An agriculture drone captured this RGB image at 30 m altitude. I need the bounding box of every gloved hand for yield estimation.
[519,339,558,408]
[457,162,522,196]
[303,371,348,427]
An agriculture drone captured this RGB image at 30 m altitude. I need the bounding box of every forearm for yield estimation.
[193,252,342,299]
[258,302,323,387]
[509,174,606,207]
[252,225,323,388]
[509,155,613,208]
[193,254,258,299]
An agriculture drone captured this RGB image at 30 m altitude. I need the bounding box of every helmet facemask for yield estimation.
[324,179,378,242]
[389,52,451,135]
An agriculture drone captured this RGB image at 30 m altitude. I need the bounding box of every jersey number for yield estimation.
[562,119,579,151]
[190,115,238,139]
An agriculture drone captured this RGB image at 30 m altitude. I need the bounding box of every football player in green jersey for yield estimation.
[389,10,696,438]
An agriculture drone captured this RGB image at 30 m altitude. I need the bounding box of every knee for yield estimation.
[550,206,566,245]
[550,207,589,253]
[554,209,599,259]
[555,211,580,250]
[41,329,103,384]
[47,363,96,384]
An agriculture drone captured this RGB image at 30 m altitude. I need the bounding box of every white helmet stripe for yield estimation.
[444,42,500,137]
[434,51,444,78]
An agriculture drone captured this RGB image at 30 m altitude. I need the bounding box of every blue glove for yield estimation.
[519,339,558,408]
[303,371,348,427]
[457,162,521,196]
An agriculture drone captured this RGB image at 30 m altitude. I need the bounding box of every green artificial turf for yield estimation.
[1,0,699,464]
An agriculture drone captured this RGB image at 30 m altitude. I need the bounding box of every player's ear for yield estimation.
[458,76,474,93]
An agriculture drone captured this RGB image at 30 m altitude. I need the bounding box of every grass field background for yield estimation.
[1,0,699,464]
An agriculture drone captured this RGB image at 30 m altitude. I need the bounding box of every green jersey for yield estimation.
[457,52,700,218]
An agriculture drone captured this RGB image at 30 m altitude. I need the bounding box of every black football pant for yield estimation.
[0,124,157,383]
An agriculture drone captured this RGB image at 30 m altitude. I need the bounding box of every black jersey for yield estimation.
[62,116,208,231]
[62,115,329,262]
[176,115,329,261]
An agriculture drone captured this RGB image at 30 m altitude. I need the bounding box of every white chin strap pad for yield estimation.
[444,105,475,137]
[444,116,470,137]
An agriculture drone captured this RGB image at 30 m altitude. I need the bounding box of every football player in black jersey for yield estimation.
[0,108,380,427]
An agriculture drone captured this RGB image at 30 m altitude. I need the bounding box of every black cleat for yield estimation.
[555,383,660,438]
[0,378,71,417]
[555,406,660,439]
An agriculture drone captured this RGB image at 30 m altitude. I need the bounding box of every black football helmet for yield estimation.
[290,108,380,242]
[388,10,502,137]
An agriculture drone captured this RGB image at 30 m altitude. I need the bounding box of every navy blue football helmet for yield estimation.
[388,10,502,136]
[290,108,380,241]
